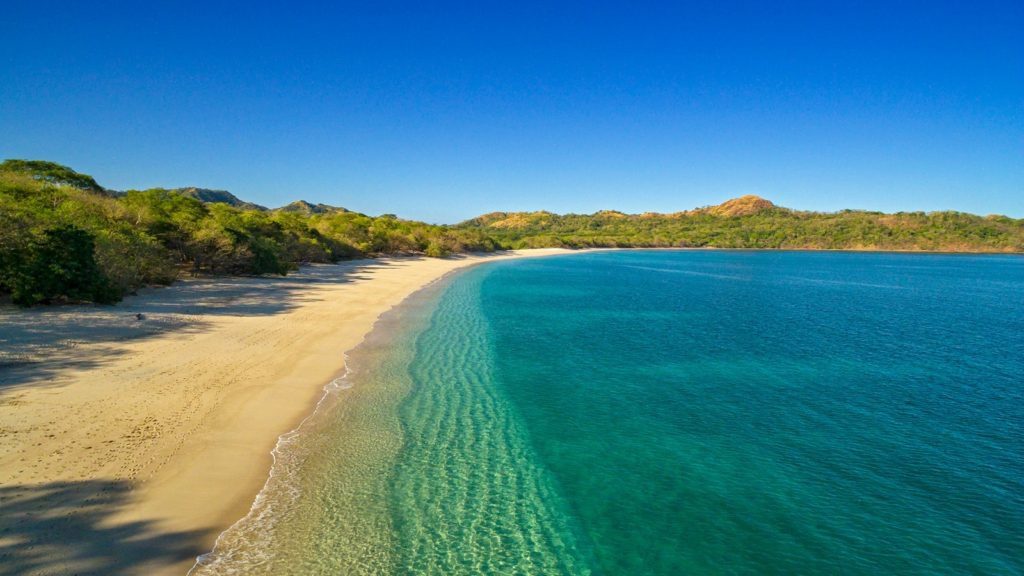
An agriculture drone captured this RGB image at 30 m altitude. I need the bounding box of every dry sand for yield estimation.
[0,249,570,575]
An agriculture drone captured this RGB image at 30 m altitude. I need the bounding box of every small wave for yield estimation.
[621,264,751,281]
[188,262,476,575]
[188,328,372,574]
[781,276,904,289]
[330,376,354,390]
[188,364,352,574]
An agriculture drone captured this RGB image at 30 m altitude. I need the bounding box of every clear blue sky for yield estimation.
[2,1,1021,222]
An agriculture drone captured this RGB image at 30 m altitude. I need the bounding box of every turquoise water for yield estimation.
[196,250,1024,575]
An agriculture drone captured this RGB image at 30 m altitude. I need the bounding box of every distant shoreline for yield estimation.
[606,246,1024,255]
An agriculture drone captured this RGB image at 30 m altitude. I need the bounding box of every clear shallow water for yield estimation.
[195,251,1024,575]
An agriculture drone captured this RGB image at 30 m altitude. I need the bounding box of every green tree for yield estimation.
[0,160,106,193]
[4,226,117,306]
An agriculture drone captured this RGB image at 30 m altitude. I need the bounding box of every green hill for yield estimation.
[456,196,1024,252]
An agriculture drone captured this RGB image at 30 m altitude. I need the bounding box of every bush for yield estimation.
[425,240,450,258]
[2,226,118,306]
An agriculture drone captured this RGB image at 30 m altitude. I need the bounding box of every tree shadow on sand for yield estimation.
[0,480,209,575]
[0,259,403,392]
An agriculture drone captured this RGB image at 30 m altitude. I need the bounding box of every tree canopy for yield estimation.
[0,159,106,194]
[0,161,498,305]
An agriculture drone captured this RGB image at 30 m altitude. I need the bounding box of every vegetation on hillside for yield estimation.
[0,160,497,305]
[457,195,1024,252]
[1,160,1021,306]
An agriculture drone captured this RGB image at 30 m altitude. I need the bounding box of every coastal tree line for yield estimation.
[0,160,497,305]
[2,160,1022,306]
[458,202,1024,252]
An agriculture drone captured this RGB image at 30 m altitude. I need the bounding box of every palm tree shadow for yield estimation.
[0,480,208,575]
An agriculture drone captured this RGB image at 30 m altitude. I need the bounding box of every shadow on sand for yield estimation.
[0,480,209,576]
[0,259,414,391]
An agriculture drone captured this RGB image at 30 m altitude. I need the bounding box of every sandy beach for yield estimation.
[0,249,569,575]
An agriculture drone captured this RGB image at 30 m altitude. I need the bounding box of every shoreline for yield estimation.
[190,257,461,574]
[590,246,1024,255]
[0,248,571,575]
[189,257,489,573]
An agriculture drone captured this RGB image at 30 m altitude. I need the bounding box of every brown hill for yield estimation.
[704,195,776,217]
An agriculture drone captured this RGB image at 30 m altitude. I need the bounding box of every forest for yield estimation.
[2,160,1021,306]
[0,160,497,305]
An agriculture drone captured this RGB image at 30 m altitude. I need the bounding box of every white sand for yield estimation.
[0,249,570,575]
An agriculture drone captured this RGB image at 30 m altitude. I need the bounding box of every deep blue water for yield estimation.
[474,251,1024,574]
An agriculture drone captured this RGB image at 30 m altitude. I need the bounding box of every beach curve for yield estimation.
[0,249,570,575]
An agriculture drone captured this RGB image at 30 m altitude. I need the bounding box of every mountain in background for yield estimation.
[463,195,782,230]
[165,187,268,211]
[134,191,348,215]
[275,200,349,215]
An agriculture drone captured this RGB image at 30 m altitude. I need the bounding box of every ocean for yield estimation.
[193,250,1024,575]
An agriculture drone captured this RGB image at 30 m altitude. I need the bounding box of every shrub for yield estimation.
[3,226,118,306]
